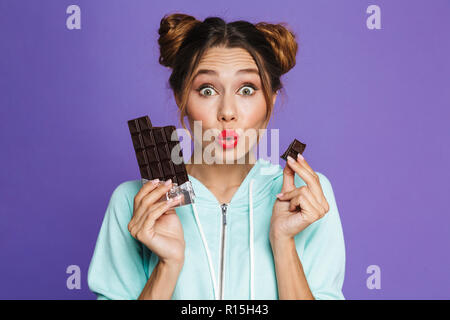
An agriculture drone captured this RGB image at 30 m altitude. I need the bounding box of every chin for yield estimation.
[216,147,253,165]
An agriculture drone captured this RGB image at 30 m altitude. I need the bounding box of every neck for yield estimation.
[186,152,257,190]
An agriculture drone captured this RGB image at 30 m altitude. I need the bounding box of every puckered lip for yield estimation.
[217,129,238,149]
[219,129,238,139]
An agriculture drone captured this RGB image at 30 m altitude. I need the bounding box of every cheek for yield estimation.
[186,94,216,125]
[239,95,267,128]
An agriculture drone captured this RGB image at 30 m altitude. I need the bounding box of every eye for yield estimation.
[238,84,257,96]
[197,85,218,97]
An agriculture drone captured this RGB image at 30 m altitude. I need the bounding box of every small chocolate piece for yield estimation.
[128,116,189,185]
[280,139,306,161]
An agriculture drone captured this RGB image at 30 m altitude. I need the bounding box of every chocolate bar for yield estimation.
[128,115,195,206]
[280,138,306,161]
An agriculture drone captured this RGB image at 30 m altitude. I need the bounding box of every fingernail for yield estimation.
[287,156,295,163]
[167,198,173,203]
[164,179,172,186]
[297,153,304,161]
[151,179,160,185]
[276,193,283,198]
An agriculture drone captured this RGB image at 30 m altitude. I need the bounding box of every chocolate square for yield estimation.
[131,134,144,150]
[161,160,174,177]
[145,147,159,163]
[139,166,151,180]
[164,126,178,142]
[175,173,189,185]
[280,139,306,161]
[141,130,155,147]
[138,116,152,131]
[128,119,140,135]
[135,149,148,165]
[153,128,166,144]
[150,162,163,179]
[157,144,170,160]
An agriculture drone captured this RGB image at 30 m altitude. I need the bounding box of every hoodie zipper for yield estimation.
[218,203,228,300]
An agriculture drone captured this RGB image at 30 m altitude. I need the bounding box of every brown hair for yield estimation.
[158,13,298,129]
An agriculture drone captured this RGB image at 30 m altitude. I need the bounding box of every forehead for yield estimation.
[194,47,258,73]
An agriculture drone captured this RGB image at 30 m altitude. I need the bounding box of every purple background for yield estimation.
[1,0,449,299]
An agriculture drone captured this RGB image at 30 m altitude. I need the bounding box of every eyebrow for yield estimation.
[193,68,260,79]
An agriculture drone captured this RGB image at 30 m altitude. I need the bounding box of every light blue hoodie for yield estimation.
[87,158,346,300]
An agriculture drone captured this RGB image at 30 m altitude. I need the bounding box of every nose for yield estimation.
[217,95,237,123]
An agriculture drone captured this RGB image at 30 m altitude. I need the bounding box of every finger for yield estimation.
[142,198,177,231]
[130,196,179,238]
[129,198,168,237]
[295,153,316,178]
[277,181,328,215]
[134,179,161,209]
[277,186,327,217]
[133,193,181,232]
[163,195,183,213]
[287,194,302,212]
[289,195,321,223]
[140,179,174,211]
[164,207,177,215]
[277,186,302,201]
[277,185,312,202]
[132,180,172,225]
[289,187,324,215]
[286,156,323,200]
[287,199,319,232]
[281,163,296,193]
[288,192,310,213]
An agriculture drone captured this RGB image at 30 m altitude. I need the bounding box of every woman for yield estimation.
[88,13,345,300]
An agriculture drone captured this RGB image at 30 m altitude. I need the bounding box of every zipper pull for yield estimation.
[221,203,228,225]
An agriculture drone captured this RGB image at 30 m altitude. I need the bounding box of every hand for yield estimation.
[128,179,185,265]
[270,154,330,243]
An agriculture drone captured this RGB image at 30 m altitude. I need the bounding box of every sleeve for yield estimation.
[293,171,346,300]
[87,182,149,300]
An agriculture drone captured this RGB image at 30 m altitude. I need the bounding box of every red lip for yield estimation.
[218,129,238,149]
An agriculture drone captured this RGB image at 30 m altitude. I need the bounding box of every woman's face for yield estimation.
[185,46,277,164]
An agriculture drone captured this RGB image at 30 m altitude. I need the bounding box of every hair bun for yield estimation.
[158,13,200,68]
[255,22,298,74]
